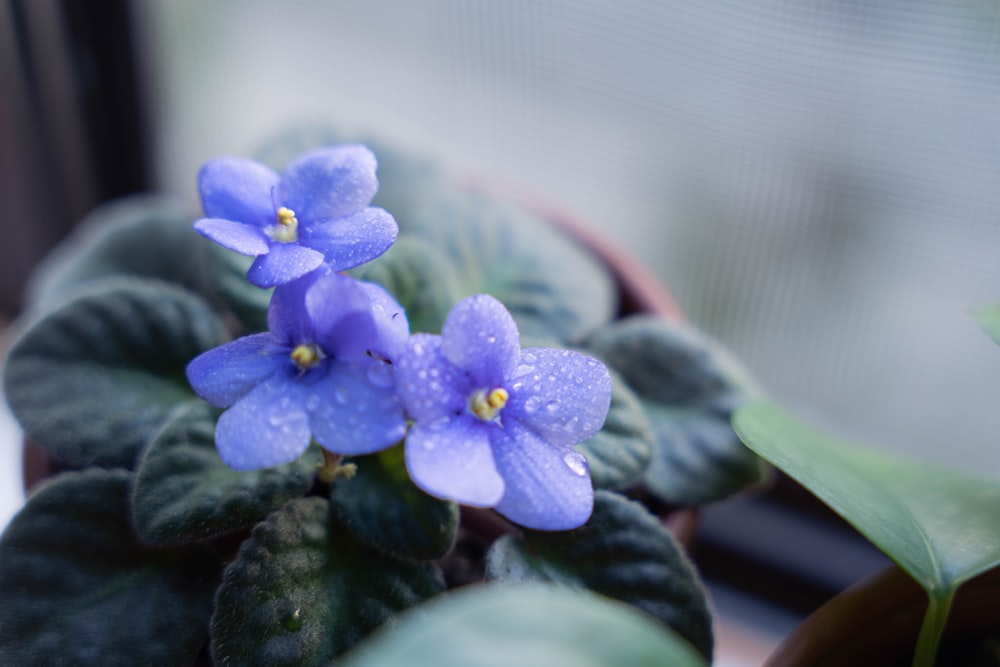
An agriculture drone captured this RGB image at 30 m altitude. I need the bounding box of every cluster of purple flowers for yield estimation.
[186,145,612,530]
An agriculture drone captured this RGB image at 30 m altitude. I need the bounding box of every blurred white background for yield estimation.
[144,0,1000,476]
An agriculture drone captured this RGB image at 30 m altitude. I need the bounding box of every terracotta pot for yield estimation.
[765,565,1000,666]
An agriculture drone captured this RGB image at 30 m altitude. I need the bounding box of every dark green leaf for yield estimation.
[132,402,323,546]
[352,235,461,334]
[484,490,713,660]
[341,584,707,667]
[0,469,220,665]
[401,191,617,343]
[25,194,269,333]
[576,370,653,490]
[588,316,765,504]
[3,279,229,468]
[330,443,458,560]
[211,497,445,666]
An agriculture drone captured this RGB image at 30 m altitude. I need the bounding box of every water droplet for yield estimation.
[413,342,425,355]
[283,608,303,632]
[367,362,394,388]
[522,353,537,364]
[545,399,561,414]
[418,370,427,379]
[563,451,587,476]
[524,396,542,413]
[334,386,350,405]
[305,394,320,411]
[487,335,497,344]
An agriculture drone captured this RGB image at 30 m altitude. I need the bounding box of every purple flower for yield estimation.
[395,294,612,530]
[186,269,409,470]
[194,145,398,287]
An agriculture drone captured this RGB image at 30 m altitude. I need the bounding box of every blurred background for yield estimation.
[4,1,1000,660]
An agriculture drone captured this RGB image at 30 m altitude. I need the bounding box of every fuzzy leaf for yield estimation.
[588,316,765,504]
[576,370,653,490]
[341,584,707,667]
[485,490,713,660]
[400,191,617,343]
[25,194,269,333]
[330,443,458,560]
[211,497,445,666]
[132,402,323,546]
[0,469,220,665]
[3,279,229,468]
[352,234,460,334]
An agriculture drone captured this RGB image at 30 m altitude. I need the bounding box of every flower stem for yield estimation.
[912,591,953,667]
[317,450,357,483]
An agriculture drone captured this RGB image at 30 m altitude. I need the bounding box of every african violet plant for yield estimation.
[0,133,764,665]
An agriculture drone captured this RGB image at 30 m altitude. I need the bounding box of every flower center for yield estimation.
[290,343,324,371]
[468,387,509,422]
[271,206,299,243]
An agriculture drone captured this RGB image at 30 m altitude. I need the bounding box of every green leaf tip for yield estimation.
[733,400,1000,597]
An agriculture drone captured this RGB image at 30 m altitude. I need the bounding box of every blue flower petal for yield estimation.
[307,360,406,455]
[358,279,410,362]
[199,157,279,227]
[215,376,312,470]
[247,242,325,287]
[395,334,469,422]
[186,333,283,407]
[193,218,271,255]
[279,146,378,223]
[507,348,612,447]
[302,207,398,271]
[305,272,376,359]
[405,416,505,507]
[491,421,594,530]
[441,294,520,386]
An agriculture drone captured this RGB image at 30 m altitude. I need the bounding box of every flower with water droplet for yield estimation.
[395,294,612,530]
[194,145,398,287]
[186,269,408,470]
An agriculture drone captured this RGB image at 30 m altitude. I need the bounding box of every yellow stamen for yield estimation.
[291,343,323,370]
[469,387,509,422]
[271,206,299,243]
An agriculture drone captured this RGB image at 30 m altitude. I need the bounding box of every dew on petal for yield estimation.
[523,396,542,414]
[545,399,561,414]
[563,451,588,476]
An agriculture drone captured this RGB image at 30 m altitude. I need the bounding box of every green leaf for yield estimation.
[0,469,220,665]
[484,490,713,660]
[576,370,653,490]
[211,497,445,666]
[733,401,1000,667]
[132,402,323,546]
[341,584,708,667]
[352,234,461,334]
[25,194,269,333]
[399,191,616,344]
[588,316,765,504]
[330,443,458,560]
[3,279,229,468]
[971,302,1000,346]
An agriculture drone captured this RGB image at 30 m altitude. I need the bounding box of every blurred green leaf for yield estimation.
[588,316,765,504]
[576,370,653,490]
[971,302,1000,346]
[485,490,713,660]
[26,194,269,333]
[132,402,322,546]
[4,279,228,468]
[341,584,707,667]
[211,497,444,666]
[0,469,219,665]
